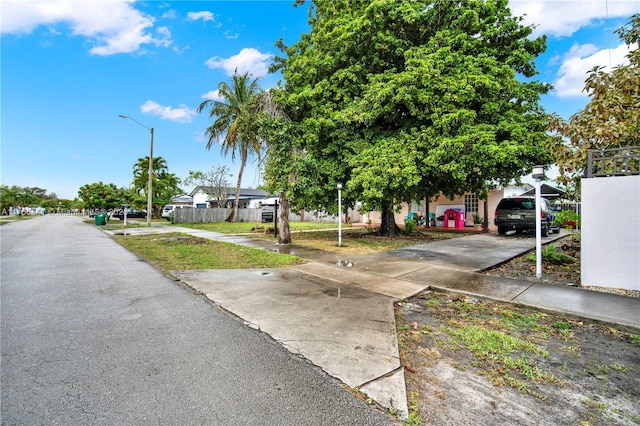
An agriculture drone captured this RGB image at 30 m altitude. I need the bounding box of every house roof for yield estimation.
[519,184,566,200]
[206,195,262,203]
[190,186,268,199]
[170,194,193,203]
[505,183,534,192]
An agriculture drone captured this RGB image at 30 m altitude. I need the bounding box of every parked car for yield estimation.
[161,204,194,220]
[494,196,560,237]
[112,208,147,220]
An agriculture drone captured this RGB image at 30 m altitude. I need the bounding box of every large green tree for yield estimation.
[0,185,67,212]
[0,185,38,211]
[77,182,127,210]
[548,14,639,197]
[272,0,551,235]
[197,71,263,222]
[257,110,310,244]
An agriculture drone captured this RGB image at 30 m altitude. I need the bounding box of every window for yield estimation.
[464,194,478,213]
[409,200,423,212]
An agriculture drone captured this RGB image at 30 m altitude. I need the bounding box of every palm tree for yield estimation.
[132,156,169,217]
[197,70,263,222]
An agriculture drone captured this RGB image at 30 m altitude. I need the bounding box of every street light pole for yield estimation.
[337,182,343,247]
[147,127,154,226]
[119,115,154,226]
[532,165,545,279]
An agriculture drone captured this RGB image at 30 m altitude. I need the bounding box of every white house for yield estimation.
[188,186,274,209]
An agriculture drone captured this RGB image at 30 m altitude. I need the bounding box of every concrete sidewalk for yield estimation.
[105,224,640,419]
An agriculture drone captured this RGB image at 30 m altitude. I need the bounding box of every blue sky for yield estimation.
[2,0,638,200]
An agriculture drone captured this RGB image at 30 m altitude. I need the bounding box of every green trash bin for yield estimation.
[95,213,106,226]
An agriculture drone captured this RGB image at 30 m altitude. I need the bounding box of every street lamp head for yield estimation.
[532,165,545,180]
[337,182,343,190]
[118,114,128,118]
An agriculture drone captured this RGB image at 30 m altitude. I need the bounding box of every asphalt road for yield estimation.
[1,215,395,425]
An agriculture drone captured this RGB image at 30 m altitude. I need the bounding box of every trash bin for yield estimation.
[428,212,436,227]
[95,213,106,226]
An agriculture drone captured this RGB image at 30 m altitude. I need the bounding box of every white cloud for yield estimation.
[201,90,225,102]
[0,0,172,56]
[204,48,272,77]
[224,30,239,40]
[156,26,172,43]
[162,9,177,19]
[192,131,206,144]
[554,42,632,98]
[140,101,197,123]
[509,0,639,38]
[187,11,215,22]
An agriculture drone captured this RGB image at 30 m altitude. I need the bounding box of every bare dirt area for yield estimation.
[397,234,640,426]
[398,296,640,425]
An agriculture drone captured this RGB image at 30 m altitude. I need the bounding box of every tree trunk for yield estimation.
[483,196,489,233]
[226,146,248,222]
[278,192,291,244]
[378,202,401,237]
[425,195,430,227]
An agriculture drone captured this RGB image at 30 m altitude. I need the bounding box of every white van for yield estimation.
[161,204,194,220]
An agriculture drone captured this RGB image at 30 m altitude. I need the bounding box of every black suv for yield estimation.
[112,208,147,220]
[494,196,559,237]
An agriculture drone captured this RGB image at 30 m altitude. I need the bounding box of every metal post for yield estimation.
[274,200,278,238]
[119,115,153,226]
[535,177,542,279]
[337,183,343,247]
[532,165,544,279]
[147,127,154,226]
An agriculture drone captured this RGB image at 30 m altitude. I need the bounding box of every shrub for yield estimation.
[405,219,417,234]
[526,244,575,264]
[553,210,580,227]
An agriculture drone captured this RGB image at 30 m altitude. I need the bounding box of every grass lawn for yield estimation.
[254,228,421,254]
[175,221,467,254]
[113,232,305,271]
[110,220,468,268]
[0,216,33,225]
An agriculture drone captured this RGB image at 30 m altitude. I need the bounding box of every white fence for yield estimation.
[173,207,362,224]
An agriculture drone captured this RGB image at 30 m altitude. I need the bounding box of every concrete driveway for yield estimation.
[169,229,568,419]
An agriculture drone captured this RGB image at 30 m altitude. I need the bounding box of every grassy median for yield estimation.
[178,222,465,254]
[113,232,305,271]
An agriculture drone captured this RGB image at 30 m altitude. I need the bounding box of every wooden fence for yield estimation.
[173,207,362,224]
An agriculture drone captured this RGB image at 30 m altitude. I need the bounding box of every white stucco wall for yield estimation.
[191,191,209,207]
[581,175,640,290]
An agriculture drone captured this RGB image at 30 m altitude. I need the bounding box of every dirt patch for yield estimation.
[397,290,640,425]
[484,234,582,286]
[396,233,640,424]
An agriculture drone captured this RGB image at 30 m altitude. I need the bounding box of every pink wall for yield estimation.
[363,188,505,231]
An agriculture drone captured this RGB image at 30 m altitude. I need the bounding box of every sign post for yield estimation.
[532,165,545,279]
[122,203,130,227]
[262,202,278,238]
[274,200,279,238]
